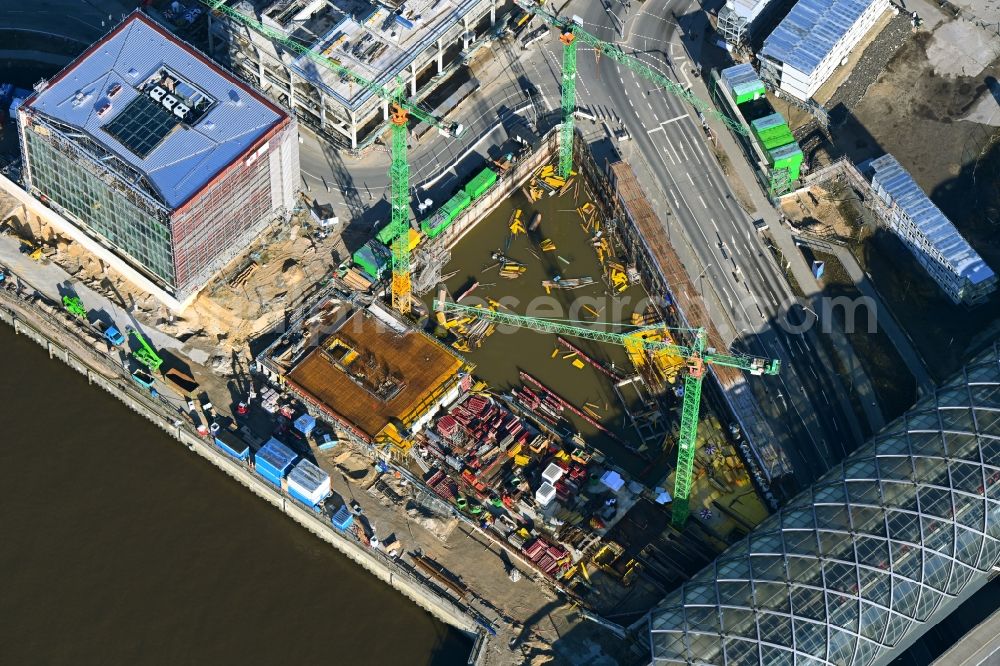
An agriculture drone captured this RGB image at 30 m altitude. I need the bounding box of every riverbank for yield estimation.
[0,283,489,657]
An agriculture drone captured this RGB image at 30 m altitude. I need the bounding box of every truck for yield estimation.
[95,320,127,346]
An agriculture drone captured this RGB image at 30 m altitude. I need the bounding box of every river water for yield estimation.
[0,325,469,664]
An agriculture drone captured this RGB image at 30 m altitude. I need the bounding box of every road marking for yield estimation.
[711,218,719,232]
[821,389,830,405]
[809,366,819,379]
[662,114,689,125]
[646,125,662,134]
[698,194,707,208]
[687,173,695,186]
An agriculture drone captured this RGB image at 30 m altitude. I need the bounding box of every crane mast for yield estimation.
[434,301,778,526]
[200,0,461,314]
[515,0,748,177]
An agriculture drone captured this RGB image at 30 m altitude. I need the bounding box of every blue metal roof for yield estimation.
[760,0,879,76]
[256,437,297,472]
[26,13,284,209]
[870,154,994,285]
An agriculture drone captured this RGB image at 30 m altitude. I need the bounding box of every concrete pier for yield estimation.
[0,287,486,650]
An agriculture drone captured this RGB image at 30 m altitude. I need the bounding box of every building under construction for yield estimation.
[16,11,299,309]
[209,0,510,148]
[258,299,471,451]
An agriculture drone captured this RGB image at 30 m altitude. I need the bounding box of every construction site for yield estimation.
[240,120,785,660]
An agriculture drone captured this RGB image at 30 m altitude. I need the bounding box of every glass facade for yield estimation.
[24,128,175,286]
[651,342,1000,665]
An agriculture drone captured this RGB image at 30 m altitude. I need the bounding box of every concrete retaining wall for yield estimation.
[0,288,483,641]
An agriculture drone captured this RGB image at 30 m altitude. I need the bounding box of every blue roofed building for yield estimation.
[759,0,889,102]
[867,154,996,305]
[16,11,299,309]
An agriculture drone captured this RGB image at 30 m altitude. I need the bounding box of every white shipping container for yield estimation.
[287,459,331,506]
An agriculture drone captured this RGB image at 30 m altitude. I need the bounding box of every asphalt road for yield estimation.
[553,0,870,484]
[295,0,872,487]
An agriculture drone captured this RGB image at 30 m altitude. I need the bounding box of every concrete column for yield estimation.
[350,111,358,150]
[320,95,326,124]
[410,63,418,96]
[383,100,390,121]
[207,13,215,54]
[436,38,444,73]
[462,19,470,49]
[490,0,496,25]
[257,57,265,88]
[287,70,295,109]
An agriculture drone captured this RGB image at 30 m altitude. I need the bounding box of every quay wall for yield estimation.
[0,288,485,645]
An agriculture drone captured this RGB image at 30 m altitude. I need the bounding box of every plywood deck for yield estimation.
[287,309,463,440]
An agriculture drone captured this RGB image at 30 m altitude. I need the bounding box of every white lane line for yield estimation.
[711,218,719,232]
[698,194,707,208]
[676,137,689,161]
[647,125,662,134]
[663,114,689,125]
[756,266,766,282]
[687,173,695,186]
[809,366,819,379]
[821,389,830,405]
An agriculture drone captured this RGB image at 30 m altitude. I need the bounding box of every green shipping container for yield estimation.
[420,210,451,239]
[761,128,795,151]
[375,223,400,246]
[769,143,804,182]
[440,190,472,223]
[464,167,497,200]
[352,241,389,280]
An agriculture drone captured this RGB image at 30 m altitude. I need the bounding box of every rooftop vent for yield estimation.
[149,85,167,102]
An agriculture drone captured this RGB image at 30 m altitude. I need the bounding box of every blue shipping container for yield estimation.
[255,438,297,484]
[214,431,250,460]
[294,413,316,437]
[332,505,354,530]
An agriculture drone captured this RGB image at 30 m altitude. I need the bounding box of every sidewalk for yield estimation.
[795,233,935,395]
[680,35,888,434]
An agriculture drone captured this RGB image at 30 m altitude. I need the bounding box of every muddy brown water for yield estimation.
[427,185,678,482]
[0,324,470,664]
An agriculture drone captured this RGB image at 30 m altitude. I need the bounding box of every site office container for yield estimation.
[254,438,297,487]
[464,167,497,200]
[768,143,804,181]
[286,458,332,508]
[214,431,250,461]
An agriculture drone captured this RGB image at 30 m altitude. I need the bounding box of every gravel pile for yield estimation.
[827,14,914,113]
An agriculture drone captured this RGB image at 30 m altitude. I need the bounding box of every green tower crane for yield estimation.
[433,300,779,526]
[200,1,463,314]
[515,0,748,178]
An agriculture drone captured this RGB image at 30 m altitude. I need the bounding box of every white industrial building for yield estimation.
[208,0,510,149]
[868,154,996,305]
[759,0,889,102]
[717,0,781,46]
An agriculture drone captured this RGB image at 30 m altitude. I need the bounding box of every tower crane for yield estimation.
[200,1,464,314]
[514,0,748,178]
[433,300,779,526]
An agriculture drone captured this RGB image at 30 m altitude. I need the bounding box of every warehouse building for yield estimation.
[16,12,299,309]
[210,0,509,149]
[651,341,1000,665]
[868,154,996,305]
[759,0,889,102]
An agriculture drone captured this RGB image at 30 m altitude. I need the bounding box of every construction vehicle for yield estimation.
[19,238,43,261]
[126,326,163,374]
[61,295,86,320]
[513,0,748,178]
[433,300,779,526]
[199,0,464,315]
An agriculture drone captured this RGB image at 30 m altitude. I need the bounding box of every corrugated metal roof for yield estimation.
[26,13,284,209]
[288,458,330,492]
[256,437,297,471]
[760,0,880,76]
[870,154,994,285]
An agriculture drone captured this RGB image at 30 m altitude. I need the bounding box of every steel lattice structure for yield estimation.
[651,341,1000,665]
